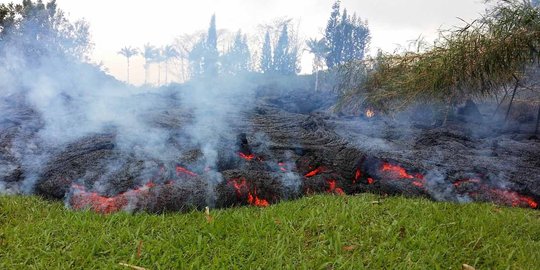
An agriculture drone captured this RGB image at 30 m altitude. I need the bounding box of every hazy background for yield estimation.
[0,0,487,85]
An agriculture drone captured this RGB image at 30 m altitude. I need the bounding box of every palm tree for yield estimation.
[142,43,158,85]
[162,45,179,84]
[306,38,329,92]
[117,46,139,84]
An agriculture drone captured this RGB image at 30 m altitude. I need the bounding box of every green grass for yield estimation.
[1,195,539,269]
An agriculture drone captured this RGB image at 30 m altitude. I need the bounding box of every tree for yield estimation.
[0,0,91,62]
[260,30,273,73]
[306,38,329,91]
[222,30,251,75]
[324,0,342,68]
[273,24,299,75]
[204,14,219,77]
[142,43,158,85]
[188,37,206,78]
[117,46,138,84]
[162,45,178,84]
[188,15,220,78]
[322,1,370,68]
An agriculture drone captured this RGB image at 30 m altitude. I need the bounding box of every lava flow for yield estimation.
[353,169,362,184]
[304,167,326,178]
[70,182,156,214]
[228,177,270,207]
[453,178,538,209]
[238,152,255,161]
[176,166,198,177]
[380,162,425,188]
[327,180,345,195]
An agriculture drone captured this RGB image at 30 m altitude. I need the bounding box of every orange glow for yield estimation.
[412,181,424,188]
[327,180,345,195]
[354,169,362,183]
[304,167,326,178]
[455,178,538,209]
[228,178,270,207]
[248,192,270,207]
[238,152,255,161]
[366,108,375,118]
[367,178,374,185]
[176,166,197,177]
[70,182,156,214]
[381,163,421,179]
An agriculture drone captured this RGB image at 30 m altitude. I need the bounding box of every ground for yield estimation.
[1,194,539,269]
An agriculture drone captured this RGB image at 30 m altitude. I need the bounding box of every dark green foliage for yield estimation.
[0,0,91,61]
[323,1,370,69]
[324,0,342,68]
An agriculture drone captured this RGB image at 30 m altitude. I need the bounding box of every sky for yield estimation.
[3,0,488,85]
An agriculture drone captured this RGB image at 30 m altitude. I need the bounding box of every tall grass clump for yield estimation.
[338,0,540,115]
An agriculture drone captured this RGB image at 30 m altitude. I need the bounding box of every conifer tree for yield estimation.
[260,31,273,73]
[273,24,290,74]
[203,14,219,77]
[222,31,251,75]
[324,0,341,68]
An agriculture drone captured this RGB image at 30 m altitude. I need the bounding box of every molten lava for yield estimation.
[248,190,270,207]
[70,182,156,214]
[453,178,538,209]
[381,163,416,179]
[327,180,345,195]
[487,189,538,209]
[354,169,362,184]
[365,108,375,118]
[228,177,270,207]
[176,166,198,177]
[238,152,255,161]
[304,167,326,178]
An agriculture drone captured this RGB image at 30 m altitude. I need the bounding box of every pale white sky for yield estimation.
[4,0,488,85]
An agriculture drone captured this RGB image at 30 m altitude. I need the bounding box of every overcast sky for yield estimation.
[3,0,488,85]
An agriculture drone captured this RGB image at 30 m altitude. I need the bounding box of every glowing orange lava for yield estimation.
[176,166,198,177]
[327,180,345,195]
[304,167,326,178]
[454,178,538,209]
[353,169,362,184]
[238,152,255,161]
[228,177,270,207]
[70,182,155,214]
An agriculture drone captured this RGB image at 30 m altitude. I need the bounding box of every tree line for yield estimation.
[1,0,372,86]
[118,0,371,85]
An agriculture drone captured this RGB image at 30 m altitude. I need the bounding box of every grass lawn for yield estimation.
[1,194,539,269]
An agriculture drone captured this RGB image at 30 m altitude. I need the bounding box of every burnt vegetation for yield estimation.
[0,0,539,215]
